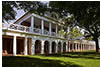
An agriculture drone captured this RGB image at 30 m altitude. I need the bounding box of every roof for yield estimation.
[14,11,64,26]
[14,12,31,24]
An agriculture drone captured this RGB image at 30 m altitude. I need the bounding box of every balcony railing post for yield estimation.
[41,20,44,34]
[44,30,49,36]
[56,24,58,37]
[31,16,34,33]
[49,22,52,36]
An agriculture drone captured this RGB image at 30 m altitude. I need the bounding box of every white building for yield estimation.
[2,12,96,56]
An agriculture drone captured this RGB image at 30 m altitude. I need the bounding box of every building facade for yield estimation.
[2,12,96,56]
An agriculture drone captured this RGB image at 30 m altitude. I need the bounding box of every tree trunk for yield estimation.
[94,38,100,53]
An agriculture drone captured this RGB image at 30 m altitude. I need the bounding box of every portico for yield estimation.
[2,12,96,56]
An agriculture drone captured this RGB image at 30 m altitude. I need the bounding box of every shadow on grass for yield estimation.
[2,56,83,67]
[41,52,100,59]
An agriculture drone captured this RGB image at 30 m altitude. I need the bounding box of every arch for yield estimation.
[58,42,61,53]
[35,40,41,54]
[44,41,49,54]
[63,42,67,52]
[52,41,56,53]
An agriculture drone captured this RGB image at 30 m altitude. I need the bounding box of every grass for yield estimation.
[2,51,100,67]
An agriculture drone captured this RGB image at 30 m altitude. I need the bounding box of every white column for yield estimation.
[41,20,44,34]
[56,24,58,36]
[75,43,77,51]
[13,35,16,56]
[41,41,44,54]
[31,38,35,55]
[31,16,34,33]
[49,41,52,54]
[66,42,68,52]
[49,22,52,36]
[55,42,58,53]
[61,42,63,53]
[24,37,28,55]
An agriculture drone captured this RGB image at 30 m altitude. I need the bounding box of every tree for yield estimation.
[67,27,82,40]
[58,30,66,37]
[49,1,100,52]
[2,1,47,22]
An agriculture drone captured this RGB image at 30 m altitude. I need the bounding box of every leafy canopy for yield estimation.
[67,27,82,40]
[2,1,47,22]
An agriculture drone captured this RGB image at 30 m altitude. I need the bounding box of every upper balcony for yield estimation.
[2,23,63,38]
[2,13,64,38]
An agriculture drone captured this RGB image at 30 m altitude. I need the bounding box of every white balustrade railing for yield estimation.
[51,32,56,36]
[44,30,49,35]
[2,23,9,29]
[2,23,59,37]
[33,28,42,34]
[8,23,30,32]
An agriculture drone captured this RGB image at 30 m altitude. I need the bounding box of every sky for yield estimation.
[8,8,26,23]
[8,1,49,23]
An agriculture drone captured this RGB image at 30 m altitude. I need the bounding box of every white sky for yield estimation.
[8,8,26,23]
[8,1,49,23]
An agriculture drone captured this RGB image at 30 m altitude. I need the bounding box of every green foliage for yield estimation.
[49,1,100,38]
[49,1,100,52]
[2,1,17,21]
[58,30,66,37]
[2,1,47,22]
[85,37,93,41]
[67,27,82,40]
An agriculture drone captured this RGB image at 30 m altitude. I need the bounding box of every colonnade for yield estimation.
[3,35,95,56]
[31,38,67,55]
[68,43,95,52]
[12,35,67,56]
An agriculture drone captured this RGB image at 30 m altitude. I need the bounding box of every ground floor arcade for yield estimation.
[2,35,96,56]
[2,35,68,56]
[68,41,95,52]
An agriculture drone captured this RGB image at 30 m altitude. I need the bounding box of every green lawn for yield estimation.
[2,51,100,67]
